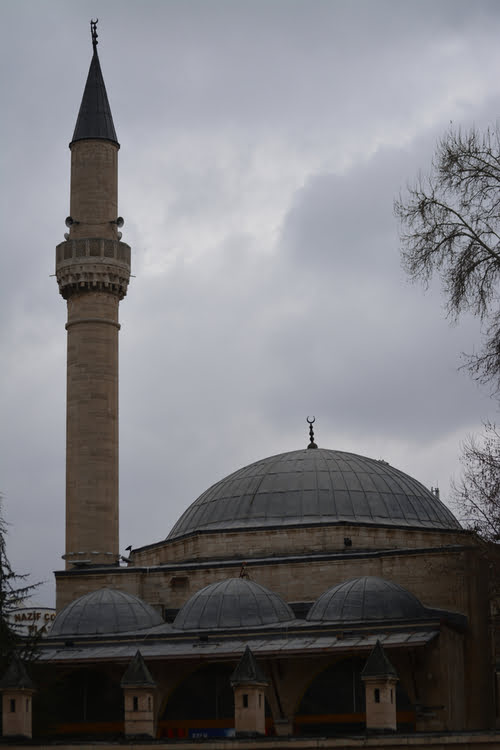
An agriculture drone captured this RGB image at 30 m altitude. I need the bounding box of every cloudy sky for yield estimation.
[1,0,499,605]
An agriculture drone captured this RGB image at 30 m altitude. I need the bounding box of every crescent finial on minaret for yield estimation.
[90,18,98,50]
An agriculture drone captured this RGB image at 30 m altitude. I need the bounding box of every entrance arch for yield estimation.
[159,662,272,738]
[294,656,415,735]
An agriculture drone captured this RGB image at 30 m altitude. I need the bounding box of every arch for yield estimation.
[158,662,272,739]
[294,657,414,735]
[34,666,123,737]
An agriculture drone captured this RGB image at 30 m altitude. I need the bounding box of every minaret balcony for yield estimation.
[55,237,131,299]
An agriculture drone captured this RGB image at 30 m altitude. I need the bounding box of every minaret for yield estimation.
[55,21,131,569]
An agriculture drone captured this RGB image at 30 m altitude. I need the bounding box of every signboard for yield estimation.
[8,607,56,637]
[188,729,235,739]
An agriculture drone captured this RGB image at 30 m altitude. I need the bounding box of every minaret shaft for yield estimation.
[56,27,130,569]
[65,292,120,566]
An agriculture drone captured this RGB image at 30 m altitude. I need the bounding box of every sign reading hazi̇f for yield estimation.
[55,21,131,569]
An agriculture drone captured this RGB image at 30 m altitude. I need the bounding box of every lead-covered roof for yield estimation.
[167,448,460,540]
[50,588,163,636]
[307,576,427,623]
[71,46,118,145]
[361,640,398,678]
[173,578,296,631]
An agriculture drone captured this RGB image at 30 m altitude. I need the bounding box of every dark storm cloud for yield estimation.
[2,1,500,603]
[269,143,489,433]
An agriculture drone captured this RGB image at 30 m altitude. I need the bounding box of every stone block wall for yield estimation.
[70,140,118,240]
[64,291,120,567]
[57,545,473,617]
[132,525,469,567]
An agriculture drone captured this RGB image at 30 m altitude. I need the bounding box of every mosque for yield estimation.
[1,22,499,748]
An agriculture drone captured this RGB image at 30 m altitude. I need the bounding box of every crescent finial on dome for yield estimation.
[307,416,318,449]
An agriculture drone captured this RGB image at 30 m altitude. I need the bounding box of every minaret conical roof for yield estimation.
[71,30,118,146]
[121,650,156,688]
[0,653,35,691]
[231,646,268,686]
[361,640,398,679]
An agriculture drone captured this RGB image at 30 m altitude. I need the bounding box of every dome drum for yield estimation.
[131,520,465,571]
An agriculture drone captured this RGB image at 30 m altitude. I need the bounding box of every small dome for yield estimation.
[50,588,164,636]
[167,449,460,540]
[173,578,295,631]
[307,576,427,623]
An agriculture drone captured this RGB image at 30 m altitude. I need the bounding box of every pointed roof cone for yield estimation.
[361,640,398,679]
[121,650,156,687]
[231,645,268,686]
[0,653,35,691]
[71,40,118,146]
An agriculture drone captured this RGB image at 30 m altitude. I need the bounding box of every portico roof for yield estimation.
[38,628,438,664]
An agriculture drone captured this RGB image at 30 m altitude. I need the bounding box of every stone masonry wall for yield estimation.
[57,545,471,615]
[69,140,118,240]
[131,525,469,567]
[65,291,120,567]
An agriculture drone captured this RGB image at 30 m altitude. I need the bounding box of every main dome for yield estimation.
[167,448,460,540]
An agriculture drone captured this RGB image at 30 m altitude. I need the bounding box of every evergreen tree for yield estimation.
[0,496,40,673]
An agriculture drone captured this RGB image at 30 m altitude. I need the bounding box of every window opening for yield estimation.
[374,688,380,703]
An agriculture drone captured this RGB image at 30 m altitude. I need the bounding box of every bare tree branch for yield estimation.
[395,125,500,392]
[451,422,500,541]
